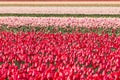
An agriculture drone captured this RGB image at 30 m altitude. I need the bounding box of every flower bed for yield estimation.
[0,31,120,79]
[0,17,120,29]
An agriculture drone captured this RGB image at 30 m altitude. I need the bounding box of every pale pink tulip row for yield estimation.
[0,17,120,29]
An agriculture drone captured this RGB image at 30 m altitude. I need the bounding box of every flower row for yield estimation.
[0,31,120,79]
[0,17,120,29]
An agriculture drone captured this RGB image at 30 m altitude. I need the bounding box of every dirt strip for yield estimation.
[0,1,120,4]
[0,6,120,14]
[0,1,120,14]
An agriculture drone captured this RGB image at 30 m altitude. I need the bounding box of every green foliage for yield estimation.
[1,14,120,17]
[0,26,120,36]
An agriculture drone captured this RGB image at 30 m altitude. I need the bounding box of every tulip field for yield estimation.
[1,17,120,80]
[1,17,120,28]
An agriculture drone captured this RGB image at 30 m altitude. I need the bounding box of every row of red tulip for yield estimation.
[0,17,120,29]
[0,31,120,79]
